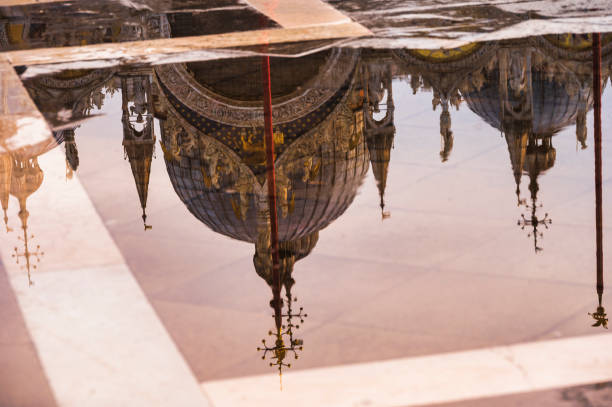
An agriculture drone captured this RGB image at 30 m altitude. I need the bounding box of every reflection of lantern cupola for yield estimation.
[120,72,155,231]
[363,60,395,219]
[10,155,44,285]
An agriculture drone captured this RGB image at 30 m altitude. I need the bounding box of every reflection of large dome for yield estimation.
[464,69,586,135]
[157,51,368,243]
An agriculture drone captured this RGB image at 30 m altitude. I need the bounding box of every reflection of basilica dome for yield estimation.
[464,69,587,136]
[157,49,369,244]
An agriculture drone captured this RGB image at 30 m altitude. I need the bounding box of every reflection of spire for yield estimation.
[438,101,454,162]
[505,132,528,206]
[590,32,606,329]
[62,128,79,177]
[366,130,393,220]
[363,61,395,220]
[121,74,155,231]
[576,110,587,150]
[516,136,554,253]
[255,57,307,385]
[254,227,314,381]
[0,153,12,232]
[10,156,44,286]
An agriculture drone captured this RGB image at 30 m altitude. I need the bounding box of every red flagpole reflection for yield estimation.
[262,55,282,329]
[590,32,607,329]
[593,33,603,305]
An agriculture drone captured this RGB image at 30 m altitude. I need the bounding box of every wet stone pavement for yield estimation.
[1,1,612,407]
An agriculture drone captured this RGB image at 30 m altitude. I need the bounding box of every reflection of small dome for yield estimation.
[254,231,319,287]
[10,157,43,202]
[465,69,585,135]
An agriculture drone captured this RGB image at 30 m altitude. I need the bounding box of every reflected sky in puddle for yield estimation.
[1,33,611,386]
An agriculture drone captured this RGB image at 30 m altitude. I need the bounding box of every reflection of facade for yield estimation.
[4,28,610,325]
[391,35,612,252]
[0,4,152,51]
[22,67,159,230]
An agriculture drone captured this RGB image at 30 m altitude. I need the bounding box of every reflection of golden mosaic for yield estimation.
[408,43,482,62]
[53,69,93,80]
[544,33,593,51]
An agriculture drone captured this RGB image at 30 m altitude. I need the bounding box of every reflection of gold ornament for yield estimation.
[410,43,482,62]
[589,306,608,329]
[257,294,307,388]
[544,34,593,51]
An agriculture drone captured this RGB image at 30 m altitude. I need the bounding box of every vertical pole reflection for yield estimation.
[591,33,607,328]
[261,55,282,329]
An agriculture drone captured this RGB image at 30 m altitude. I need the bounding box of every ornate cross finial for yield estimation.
[257,292,306,387]
[517,199,551,253]
[12,226,43,286]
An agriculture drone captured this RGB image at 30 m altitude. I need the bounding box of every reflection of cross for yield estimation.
[517,201,551,253]
[12,230,43,286]
[257,293,306,387]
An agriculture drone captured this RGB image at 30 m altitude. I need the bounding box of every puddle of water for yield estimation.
[0,34,611,388]
[2,1,612,403]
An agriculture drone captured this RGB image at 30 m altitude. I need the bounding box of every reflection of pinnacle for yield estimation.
[380,196,390,220]
[142,208,152,231]
[11,207,43,286]
[3,208,10,233]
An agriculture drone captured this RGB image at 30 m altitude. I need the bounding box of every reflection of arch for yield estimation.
[393,42,499,162]
[393,42,498,73]
[25,69,115,123]
[154,48,360,127]
[24,68,116,173]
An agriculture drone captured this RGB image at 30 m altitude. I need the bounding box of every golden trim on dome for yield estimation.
[408,43,482,63]
[544,34,594,51]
